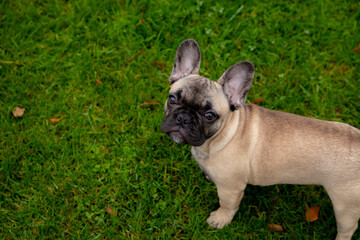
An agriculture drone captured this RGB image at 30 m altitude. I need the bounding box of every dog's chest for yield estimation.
[191,147,217,183]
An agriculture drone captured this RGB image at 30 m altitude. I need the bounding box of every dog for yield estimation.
[161,39,360,240]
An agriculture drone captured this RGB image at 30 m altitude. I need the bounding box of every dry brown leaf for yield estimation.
[138,102,159,107]
[50,117,61,123]
[306,206,320,222]
[353,43,360,53]
[268,223,284,232]
[96,78,102,85]
[12,107,25,117]
[251,97,264,104]
[337,65,347,72]
[106,205,116,216]
[151,62,165,67]
[32,228,39,235]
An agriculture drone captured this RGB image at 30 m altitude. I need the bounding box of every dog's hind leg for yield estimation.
[326,186,360,240]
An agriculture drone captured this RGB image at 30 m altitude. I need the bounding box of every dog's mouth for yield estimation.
[161,119,205,146]
[169,131,186,144]
[161,123,186,144]
[162,126,187,144]
[168,129,205,146]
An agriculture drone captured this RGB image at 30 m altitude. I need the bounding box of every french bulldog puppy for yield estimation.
[161,39,360,240]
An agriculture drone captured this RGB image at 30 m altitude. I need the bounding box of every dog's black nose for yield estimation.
[176,113,191,126]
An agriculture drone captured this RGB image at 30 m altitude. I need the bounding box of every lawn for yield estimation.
[1,0,360,239]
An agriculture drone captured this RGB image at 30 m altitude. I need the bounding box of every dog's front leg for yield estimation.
[206,183,246,229]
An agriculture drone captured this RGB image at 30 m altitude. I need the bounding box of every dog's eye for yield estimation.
[169,95,176,104]
[204,112,216,121]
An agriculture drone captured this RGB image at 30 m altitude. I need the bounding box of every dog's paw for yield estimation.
[206,208,234,229]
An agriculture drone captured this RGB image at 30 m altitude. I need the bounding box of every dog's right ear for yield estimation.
[217,61,255,110]
[169,39,201,84]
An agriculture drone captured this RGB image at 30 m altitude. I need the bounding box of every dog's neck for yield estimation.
[191,107,243,161]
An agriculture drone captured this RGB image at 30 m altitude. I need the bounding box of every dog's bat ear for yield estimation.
[217,61,255,110]
[169,39,201,84]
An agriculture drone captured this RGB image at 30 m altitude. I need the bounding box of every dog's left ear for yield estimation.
[169,39,201,84]
[217,61,255,110]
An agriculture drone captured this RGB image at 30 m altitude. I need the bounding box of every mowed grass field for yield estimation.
[1,0,360,239]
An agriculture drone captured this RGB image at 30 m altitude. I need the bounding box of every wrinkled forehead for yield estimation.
[170,75,228,111]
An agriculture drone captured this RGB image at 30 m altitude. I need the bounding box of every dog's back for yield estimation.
[246,104,360,186]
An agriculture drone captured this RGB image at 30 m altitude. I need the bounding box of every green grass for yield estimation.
[1,0,360,239]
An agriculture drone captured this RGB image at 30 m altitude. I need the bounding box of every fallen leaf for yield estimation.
[12,107,25,117]
[337,65,347,72]
[138,102,159,107]
[106,205,116,216]
[306,206,320,222]
[353,43,360,53]
[151,62,165,67]
[251,97,264,104]
[96,78,102,85]
[268,223,284,232]
[50,117,61,123]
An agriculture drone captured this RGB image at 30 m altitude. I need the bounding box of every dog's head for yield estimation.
[161,39,255,146]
